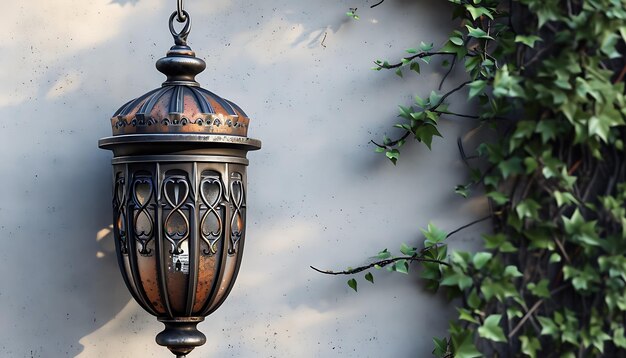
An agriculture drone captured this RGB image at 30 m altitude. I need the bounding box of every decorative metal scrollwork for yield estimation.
[229,173,245,255]
[199,171,224,255]
[163,174,191,254]
[113,174,128,254]
[132,174,155,255]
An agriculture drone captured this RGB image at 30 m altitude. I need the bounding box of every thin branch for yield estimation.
[311,215,493,276]
[446,215,492,238]
[310,254,450,276]
[370,131,410,148]
[439,55,457,90]
[376,52,457,69]
[370,0,385,8]
[432,81,472,111]
[508,284,570,338]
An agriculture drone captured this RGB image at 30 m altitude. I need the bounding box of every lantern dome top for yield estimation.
[109,12,250,137]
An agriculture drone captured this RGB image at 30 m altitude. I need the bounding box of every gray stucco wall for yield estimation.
[0,0,487,356]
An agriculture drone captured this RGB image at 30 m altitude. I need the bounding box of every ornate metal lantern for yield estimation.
[98,3,261,357]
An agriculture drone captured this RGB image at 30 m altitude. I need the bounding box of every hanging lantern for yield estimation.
[98,2,261,356]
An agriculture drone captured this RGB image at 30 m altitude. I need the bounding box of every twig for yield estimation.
[376,52,457,69]
[508,284,570,338]
[370,0,385,8]
[311,215,493,275]
[439,55,457,90]
[446,215,492,238]
[321,32,327,48]
[310,254,450,276]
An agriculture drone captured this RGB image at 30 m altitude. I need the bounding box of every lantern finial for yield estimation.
[155,11,206,87]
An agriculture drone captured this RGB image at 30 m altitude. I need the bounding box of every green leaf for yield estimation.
[504,265,523,278]
[451,330,481,358]
[515,199,541,219]
[405,48,418,54]
[455,184,470,198]
[515,35,543,48]
[472,252,492,270]
[450,36,464,46]
[432,337,449,357]
[386,149,400,165]
[414,124,442,150]
[549,253,561,263]
[400,243,416,256]
[364,272,374,284]
[376,248,391,259]
[483,233,517,252]
[347,278,357,292]
[395,68,403,78]
[499,157,523,178]
[601,33,621,59]
[465,5,494,20]
[537,316,558,337]
[458,308,480,324]
[487,191,509,205]
[478,314,507,342]
[410,61,420,74]
[420,41,434,52]
[520,335,541,358]
[468,80,487,99]
[395,259,409,274]
[465,25,494,40]
[527,279,550,298]
[422,222,447,247]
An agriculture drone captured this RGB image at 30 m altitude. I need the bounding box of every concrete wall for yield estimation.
[0,0,487,357]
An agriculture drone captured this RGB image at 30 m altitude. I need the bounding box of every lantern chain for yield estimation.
[176,0,186,22]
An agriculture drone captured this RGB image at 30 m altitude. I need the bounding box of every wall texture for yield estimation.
[0,0,488,357]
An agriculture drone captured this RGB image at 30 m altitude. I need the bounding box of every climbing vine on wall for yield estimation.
[314,0,626,356]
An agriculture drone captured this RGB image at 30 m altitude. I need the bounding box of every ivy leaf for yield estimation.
[515,35,543,48]
[465,5,494,20]
[386,149,400,165]
[504,265,523,278]
[414,124,442,150]
[420,41,434,52]
[472,252,492,270]
[478,314,507,342]
[527,279,550,298]
[450,36,464,46]
[422,222,447,247]
[537,316,558,337]
[516,199,541,219]
[487,191,509,205]
[468,80,487,99]
[499,157,523,178]
[376,248,391,259]
[601,33,621,59]
[455,184,471,198]
[588,116,610,143]
[432,337,449,357]
[458,308,480,324]
[364,272,374,284]
[347,278,357,292]
[520,335,541,358]
[465,25,494,40]
[394,259,409,274]
[400,243,416,256]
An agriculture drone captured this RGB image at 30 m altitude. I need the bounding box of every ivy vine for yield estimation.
[314,0,626,356]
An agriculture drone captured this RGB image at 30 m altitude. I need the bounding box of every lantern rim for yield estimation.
[98,134,261,151]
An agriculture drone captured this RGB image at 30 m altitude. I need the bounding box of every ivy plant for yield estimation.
[315,0,626,356]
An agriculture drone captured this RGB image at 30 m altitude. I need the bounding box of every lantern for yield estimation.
[98,4,261,357]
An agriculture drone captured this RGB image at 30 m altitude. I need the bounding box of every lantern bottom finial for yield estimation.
[156,317,207,357]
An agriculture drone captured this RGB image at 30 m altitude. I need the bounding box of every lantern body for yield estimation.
[99,16,260,356]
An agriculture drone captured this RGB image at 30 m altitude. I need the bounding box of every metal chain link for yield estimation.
[176,0,186,22]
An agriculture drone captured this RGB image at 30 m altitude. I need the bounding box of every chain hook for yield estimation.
[176,0,187,22]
